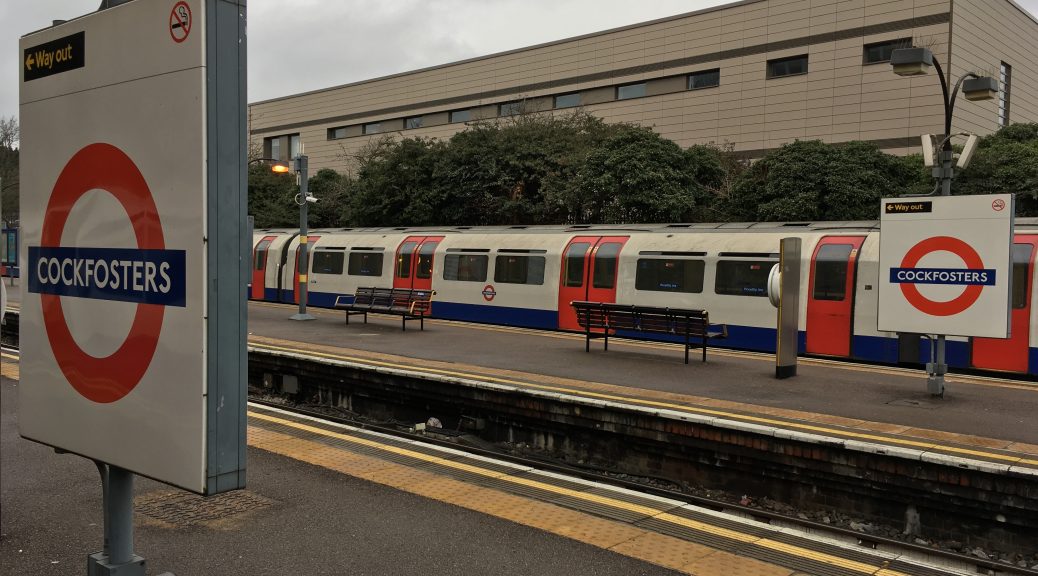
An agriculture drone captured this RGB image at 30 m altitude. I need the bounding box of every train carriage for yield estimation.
[248,220,1038,377]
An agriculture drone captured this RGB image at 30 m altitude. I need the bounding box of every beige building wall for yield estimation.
[249,0,1032,174]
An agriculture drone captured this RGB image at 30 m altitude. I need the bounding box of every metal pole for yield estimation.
[290,154,314,321]
[88,464,145,575]
[926,59,954,396]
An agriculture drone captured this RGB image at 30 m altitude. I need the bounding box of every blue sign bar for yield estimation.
[889,267,996,286]
[27,246,186,306]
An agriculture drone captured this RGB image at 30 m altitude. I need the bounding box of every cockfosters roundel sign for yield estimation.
[28,143,186,403]
[878,195,1013,338]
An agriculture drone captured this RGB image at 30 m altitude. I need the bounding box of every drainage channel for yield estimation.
[248,347,1038,561]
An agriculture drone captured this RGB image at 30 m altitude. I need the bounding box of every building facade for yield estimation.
[249,0,1038,173]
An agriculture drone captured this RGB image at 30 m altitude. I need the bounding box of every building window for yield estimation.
[999,61,1012,128]
[443,253,488,282]
[348,251,384,277]
[450,109,471,123]
[635,258,705,293]
[268,137,281,160]
[494,252,546,285]
[289,134,301,158]
[311,250,345,275]
[554,93,581,109]
[767,55,808,79]
[687,69,720,90]
[863,38,911,64]
[362,122,381,135]
[328,127,347,140]
[715,259,776,296]
[616,82,647,100]
[499,101,522,117]
[405,116,423,129]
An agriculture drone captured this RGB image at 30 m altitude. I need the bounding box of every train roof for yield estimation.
[254,218,1038,235]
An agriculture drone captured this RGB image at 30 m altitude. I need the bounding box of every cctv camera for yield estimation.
[305,195,319,203]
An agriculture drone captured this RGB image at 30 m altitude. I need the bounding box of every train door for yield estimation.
[251,235,275,300]
[557,236,629,331]
[971,236,1038,372]
[291,235,321,304]
[805,236,866,357]
[394,236,444,290]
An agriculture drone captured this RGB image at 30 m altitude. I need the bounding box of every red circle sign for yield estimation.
[40,143,166,403]
[482,284,496,302]
[169,1,192,43]
[898,236,984,317]
[992,198,1006,212]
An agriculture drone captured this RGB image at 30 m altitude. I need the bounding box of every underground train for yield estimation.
[250,220,1038,377]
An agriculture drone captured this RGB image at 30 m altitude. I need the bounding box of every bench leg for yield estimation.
[604,329,609,351]
[585,322,591,353]
[402,316,406,331]
[420,315,424,331]
[702,336,707,362]
[345,312,349,326]
[363,312,367,324]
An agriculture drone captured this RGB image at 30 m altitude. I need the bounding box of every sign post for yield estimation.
[878,195,1014,396]
[19,0,247,573]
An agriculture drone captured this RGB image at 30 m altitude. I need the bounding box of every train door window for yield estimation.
[564,242,591,287]
[254,239,272,270]
[1012,243,1033,309]
[416,242,437,279]
[635,259,705,293]
[812,244,853,301]
[592,242,622,289]
[715,260,774,296]
[397,242,417,278]
[311,250,345,275]
[348,250,384,276]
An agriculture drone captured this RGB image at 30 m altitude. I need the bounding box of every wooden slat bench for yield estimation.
[333,287,434,331]
[570,301,727,364]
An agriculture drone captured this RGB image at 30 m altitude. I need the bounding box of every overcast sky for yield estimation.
[3,0,1037,121]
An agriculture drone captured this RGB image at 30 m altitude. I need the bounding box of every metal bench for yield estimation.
[334,287,434,331]
[570,301,727,363]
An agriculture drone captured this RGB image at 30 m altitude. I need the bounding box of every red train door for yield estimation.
[394,236,443,290]
[251,235,275,299]
[805,236,866,357]
[971,235,1037,372]
[557,236,629,331]
[292,235,320,303]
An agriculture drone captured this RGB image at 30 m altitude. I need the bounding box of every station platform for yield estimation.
[244,301,1038,466]
[0,355,988,576]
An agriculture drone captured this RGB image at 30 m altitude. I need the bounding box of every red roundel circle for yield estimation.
[898,236,984,317]
[482,284,496,302]
[40,143,165,404]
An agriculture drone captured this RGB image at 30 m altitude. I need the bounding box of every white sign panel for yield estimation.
[19,0,244,494]
[878,194,1014,338]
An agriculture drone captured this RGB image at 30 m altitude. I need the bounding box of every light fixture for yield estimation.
[962,77,997,101]
[890,47,933,77]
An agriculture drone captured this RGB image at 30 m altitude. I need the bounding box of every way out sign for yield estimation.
[878,195,1014,338]
[19,0,247,495]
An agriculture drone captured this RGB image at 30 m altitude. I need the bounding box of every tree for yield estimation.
[569,125,701,223]
[248,164,297,228]
[306,168,351,228]
[348,137,446,226]
[723,140,922,222]
[0,116,18,225]
[955,123,1038,216]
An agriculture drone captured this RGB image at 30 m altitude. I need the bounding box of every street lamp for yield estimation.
[890,46,996,396]
[248,157,290,173]
[289,152,316,321]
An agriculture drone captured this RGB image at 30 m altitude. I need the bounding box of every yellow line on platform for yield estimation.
[250,409,913,576]
[250,340,1038,468]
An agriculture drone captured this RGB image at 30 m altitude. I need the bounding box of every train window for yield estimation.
[311,251,345,275]
[1012,243,1033,309]
[397,242,417,278]
[812,244,853,301]
[635,259,704,293]
[348,252,384,276]
[443,254,488,282]
[416,242,438,279]
[495,255,546,285]
[564,243,590,287]
[714,260,774,297]
[253,239,271,271]
[592,243,622,289]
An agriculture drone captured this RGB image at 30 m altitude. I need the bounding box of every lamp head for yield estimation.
[890,47,933,77]
[962,76,997,101]
[270,162,290,173]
